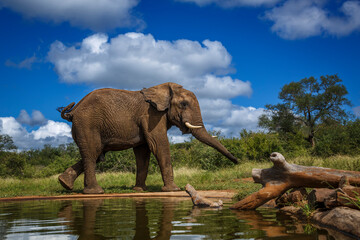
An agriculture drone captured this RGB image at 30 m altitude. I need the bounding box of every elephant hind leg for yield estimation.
[133,144,151,191]
[58,153,105,191]
[82,148,105,194]
[58,160,84,190]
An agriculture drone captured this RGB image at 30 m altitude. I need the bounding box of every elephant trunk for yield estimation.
[191,127,238,164]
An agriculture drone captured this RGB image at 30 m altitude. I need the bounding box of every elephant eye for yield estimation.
[180,101,188,108]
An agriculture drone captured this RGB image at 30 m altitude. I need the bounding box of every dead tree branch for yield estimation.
[231,152,360,210]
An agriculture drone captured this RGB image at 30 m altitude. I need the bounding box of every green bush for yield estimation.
[238,130,283,161]
[0,152,26,177]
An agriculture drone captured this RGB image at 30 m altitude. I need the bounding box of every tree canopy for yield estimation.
[0,134,17,151]
[259,74,351,147]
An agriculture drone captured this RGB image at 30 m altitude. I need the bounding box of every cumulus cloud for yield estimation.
[178,0,360,39]
[177,0,280,7]
[0,0,141,31]
[0,117,72,150]
[198,98,233,123]
[264,0,360,39]
[17,110,47,126]
[196,75,252,99]
[202,105,266,136]
[224,106,266,129]
[48,32,252,98]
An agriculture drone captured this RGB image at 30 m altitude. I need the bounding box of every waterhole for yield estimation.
[0,198,332,239]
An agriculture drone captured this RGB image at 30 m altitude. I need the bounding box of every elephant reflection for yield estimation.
[133,199,175,240]
[57,198,177,239]
[58,199,106,240]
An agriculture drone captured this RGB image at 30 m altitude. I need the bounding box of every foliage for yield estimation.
[259,74,351,147]
[0,134,17,151]
[0,152,26,177]
[340,191,360,210]
[298,202,315,218]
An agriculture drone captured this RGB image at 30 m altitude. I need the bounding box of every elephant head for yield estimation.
[141,82,238,164]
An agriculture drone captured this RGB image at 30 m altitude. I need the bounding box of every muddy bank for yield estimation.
[0,190,236,202]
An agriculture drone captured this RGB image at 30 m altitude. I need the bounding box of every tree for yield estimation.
[259,74,351,147]
[0,134,17,151]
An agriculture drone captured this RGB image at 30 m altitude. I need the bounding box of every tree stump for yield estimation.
[231,152,360,210]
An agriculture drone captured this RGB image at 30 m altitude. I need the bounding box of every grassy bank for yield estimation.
[0,162,270,198]
[1,155,360,199]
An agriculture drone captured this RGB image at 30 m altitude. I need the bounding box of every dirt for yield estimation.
[0,190,237,202]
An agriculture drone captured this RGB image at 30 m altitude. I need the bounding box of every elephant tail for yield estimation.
[57,102,75,122]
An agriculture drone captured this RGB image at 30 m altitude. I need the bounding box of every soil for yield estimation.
[0,190,237,202]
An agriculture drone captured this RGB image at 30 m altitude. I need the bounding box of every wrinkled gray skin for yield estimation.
[58,82,238,194]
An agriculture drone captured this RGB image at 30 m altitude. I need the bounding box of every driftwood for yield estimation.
[231,152,360,210]
[185,184,223,208]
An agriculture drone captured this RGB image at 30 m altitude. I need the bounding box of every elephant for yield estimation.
[58,82,238,194]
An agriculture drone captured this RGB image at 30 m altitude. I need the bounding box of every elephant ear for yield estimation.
[141,82,182,111]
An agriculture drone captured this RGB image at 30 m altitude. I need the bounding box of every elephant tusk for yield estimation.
[185,122,203,129]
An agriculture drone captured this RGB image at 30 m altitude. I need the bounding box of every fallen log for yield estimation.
[324,179,360,210]
[308,188,335,209]
[231,152,360,210]
[276,188,307,208]
[185,184,223,208]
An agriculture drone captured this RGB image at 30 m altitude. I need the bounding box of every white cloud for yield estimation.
[0,117,72,150]
[198,98,233,123]
[0,0,141,31]
[177,0,280,7]
[177,0,360,39]
[224,106,266,129]
[203,105,266,136]
[168,128,192,143]
[32,120,72,140]
[196,75,252,99]
[17,110,47,126]
[264,0,360,39]
[48,32,252,99]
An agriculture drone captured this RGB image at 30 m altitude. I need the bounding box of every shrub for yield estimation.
[0,152,26,177]
[238,130,283,161]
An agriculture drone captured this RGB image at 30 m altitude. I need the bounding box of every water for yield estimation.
[0,198,333,239]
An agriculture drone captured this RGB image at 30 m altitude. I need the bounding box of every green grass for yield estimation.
[0,161,271,198]
[289,155,360,171]
[2,155,359,199]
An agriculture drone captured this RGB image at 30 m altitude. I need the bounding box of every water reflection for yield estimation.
[58,199,106,239]
[0,198,335,239]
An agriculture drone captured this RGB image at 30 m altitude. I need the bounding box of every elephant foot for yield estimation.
[161,184,181,192]
[83,185,104,194]
[133,185,147,192]
[58,173,76,190]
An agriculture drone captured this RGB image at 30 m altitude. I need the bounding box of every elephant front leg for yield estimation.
[133,144,151,191]
[148,137,180,192]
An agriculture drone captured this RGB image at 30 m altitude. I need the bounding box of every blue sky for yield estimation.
[0,0,359,149]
